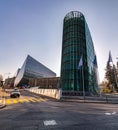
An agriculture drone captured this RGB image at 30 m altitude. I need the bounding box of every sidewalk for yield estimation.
[61,95,118,104]
[0,88,9,109]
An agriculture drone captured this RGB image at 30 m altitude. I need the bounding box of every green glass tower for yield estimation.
[60,11,99,95]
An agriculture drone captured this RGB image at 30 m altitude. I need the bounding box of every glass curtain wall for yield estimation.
[60,11,99,94]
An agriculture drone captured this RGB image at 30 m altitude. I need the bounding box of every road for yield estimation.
[0,90,118,130]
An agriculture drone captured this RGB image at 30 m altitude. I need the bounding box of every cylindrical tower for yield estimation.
[60,11,98,95]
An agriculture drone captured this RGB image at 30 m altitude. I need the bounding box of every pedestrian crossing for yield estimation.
[5,97,47,105]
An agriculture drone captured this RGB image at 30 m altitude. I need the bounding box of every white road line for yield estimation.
[43,120,57,126]
[105,113,112,115]
[105,112,117,115]
[112,112,117,115]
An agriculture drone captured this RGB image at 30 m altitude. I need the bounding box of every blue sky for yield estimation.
[0,0,118,82]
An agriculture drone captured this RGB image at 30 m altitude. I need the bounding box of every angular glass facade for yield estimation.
[60,11,99,95]
[14,55,56,87]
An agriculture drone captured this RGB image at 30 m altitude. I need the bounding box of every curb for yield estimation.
[60,98,118,104]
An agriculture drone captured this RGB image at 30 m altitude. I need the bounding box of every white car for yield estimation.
[10,89,20,98]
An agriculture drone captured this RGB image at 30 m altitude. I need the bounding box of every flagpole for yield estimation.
[82,57,85,102]
[78,56,85,101]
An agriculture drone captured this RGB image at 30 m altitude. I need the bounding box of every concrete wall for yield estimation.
[28,87,61,100]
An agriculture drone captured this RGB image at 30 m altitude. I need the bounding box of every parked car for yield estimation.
[10,89,20,98]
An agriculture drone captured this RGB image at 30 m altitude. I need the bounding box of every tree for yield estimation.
[105,62,118,92]
[0,74,3,86]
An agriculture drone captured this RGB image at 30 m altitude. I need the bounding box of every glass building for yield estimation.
[14,55,56,87]
[60,11,99,95]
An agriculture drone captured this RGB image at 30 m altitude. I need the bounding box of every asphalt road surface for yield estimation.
[0,90,118,130]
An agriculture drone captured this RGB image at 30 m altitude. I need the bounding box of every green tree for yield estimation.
[105,62,118,92]
[0,74,3,86]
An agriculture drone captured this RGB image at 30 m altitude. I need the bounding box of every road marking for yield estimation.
[40,98,46,102]
[6,100,12,104]
[29,98,37,102]
[13,99,18,104]
[18,99,24,103]
[31,98,40,102]
[112,112,116,115]
[23,99,30,102]
[5,97,47,105]
[43,120,57,126]
[105,112,112,115]
[105,112,117,115]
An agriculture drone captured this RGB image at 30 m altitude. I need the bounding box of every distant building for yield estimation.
[60,11,99,95]
[14,55,56,87]
[29,77,60,89]
[4,77,15,89]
